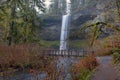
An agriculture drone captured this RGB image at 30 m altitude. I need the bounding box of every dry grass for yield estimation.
[28,58,65,80]
[0,44,53,72]
[92,34,120,56]
[0,43,64,80]
[71,54,99,80]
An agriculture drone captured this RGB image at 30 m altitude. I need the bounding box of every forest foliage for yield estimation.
[0,0,45,45]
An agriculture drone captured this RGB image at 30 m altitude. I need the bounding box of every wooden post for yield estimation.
[68,50,70,57]
[83,49,85,57]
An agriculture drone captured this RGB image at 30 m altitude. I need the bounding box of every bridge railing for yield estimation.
[38,49,94,57]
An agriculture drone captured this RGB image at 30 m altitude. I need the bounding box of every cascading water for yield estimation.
[58,0,72,80]
[60,0,71,50]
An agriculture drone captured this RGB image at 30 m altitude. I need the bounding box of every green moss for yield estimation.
[39,40,60,48]
[69,40,89,48]
[39,40,89,49]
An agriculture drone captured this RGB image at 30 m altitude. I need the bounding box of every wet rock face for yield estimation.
[39,25,61,40]
[39,0,116,40]
[39,14,96,40]
[96,3,105,10]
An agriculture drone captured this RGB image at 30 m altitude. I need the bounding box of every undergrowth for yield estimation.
[92,34,120,56]
[0,44,53,72]
[71,54,99,80]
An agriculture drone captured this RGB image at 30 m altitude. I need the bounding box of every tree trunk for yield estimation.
[8,6,15,45]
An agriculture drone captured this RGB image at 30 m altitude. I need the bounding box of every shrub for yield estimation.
[93,34,120,56]
[71,54,98,80]
[0,44,53,72]
[113,48,120,64]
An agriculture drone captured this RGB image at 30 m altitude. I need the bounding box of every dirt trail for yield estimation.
[91,56,120,80]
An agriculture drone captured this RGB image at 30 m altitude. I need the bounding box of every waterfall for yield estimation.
[60,0,71,50]
[58,1,73,80]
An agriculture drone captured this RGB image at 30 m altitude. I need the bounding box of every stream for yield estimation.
[0,57,81,80]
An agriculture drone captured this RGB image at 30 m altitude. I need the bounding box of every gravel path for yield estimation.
[91,56,120,80]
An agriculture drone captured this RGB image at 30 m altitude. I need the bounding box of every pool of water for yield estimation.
[0,71,47,80]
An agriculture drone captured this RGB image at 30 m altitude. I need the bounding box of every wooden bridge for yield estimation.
[39,49,94,57]
[36,40,119,57]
